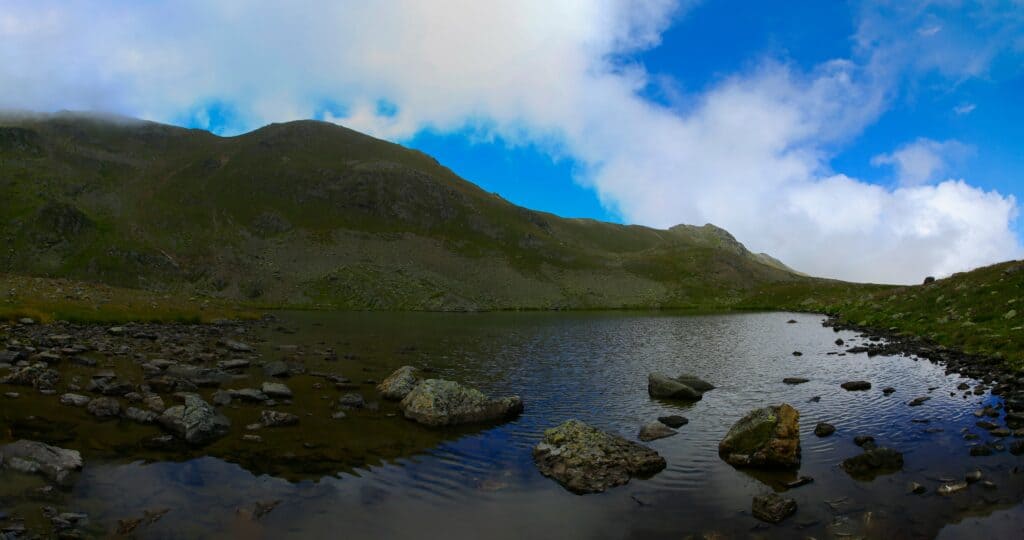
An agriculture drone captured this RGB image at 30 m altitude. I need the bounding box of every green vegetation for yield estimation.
[2,112,1019,371]
[0,273,255,323]
[0,112,823,311]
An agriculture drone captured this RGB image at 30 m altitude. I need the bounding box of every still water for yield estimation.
[3,311,1022,538]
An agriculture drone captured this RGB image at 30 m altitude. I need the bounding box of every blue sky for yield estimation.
[1,0,1022,283]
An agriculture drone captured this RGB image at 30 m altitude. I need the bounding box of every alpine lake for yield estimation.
[2,311,1023,539]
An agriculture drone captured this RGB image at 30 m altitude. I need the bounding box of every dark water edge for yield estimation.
[2,310,1023,539]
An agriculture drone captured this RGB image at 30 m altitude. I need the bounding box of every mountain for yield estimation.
[1,111,818,311]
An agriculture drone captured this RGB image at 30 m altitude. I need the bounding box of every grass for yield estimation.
[0,273,258,324]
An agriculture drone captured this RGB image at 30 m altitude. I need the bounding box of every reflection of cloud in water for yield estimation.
[40,312,1024,538]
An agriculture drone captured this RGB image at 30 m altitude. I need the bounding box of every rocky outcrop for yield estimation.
[158,393,230,445]
[647,373,713,400]
[0,440,82,486]
[377,365,419,400]
[718,404,800,469]
[399,379,522,427]
[533,420,666,494]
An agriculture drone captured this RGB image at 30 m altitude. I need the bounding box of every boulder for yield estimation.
[377,365,420,400]
[532,419,665,494]
[841,447,903,480]
[399,379,523,427]
[718,403,800,469]
[124,407,157,424]
[0,440,82,486]
[752,493,797,524]
[638,421,677,442]
[841,381,871,391]
[158,394,230,446]
[647,373,706,400]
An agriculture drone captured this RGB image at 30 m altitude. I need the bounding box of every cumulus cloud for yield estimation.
[870,138,974,186]
[0,0,1020,284]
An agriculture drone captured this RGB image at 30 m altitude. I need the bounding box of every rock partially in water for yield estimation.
[532,419,666,494]
[842,447,903,480]
[841,381,872,391]
[647,373,710,400]
[783,377,809,385]
[59,393,90,407]
[0,363,60,390]
[228,388,269,402]
[158,394,230,446]
[124,407,157,424]
[937,481,968,496]
[638,421,677,442]
[261,382,293,399]
[0,440,82,486]
[908,396,931,406]
[262,361,290,378]
[853,435,876,448]
[86,397,121,419]
[814,422,836,437]
[338,392,366,409]
[377,365,420,400]
[751,493,797,524]
[658,415,688,428]
[260,410,299,427]
[718,404,800,469]
[400,379,523,427]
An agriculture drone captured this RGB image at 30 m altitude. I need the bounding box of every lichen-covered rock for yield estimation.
[399,379,523,427]
[719,403,800,469]
[377,365,419,400]
[158,393,230,445]
[841,447,903,480]
[0,440,82,486]
[533,420,666,494]
[647,373,706,400]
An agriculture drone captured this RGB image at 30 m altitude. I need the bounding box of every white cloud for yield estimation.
[954,102,977,115]
[870,138,974,186]
[0,0,1020,284]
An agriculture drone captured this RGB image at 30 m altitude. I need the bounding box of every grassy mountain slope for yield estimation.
[2,112,830,310]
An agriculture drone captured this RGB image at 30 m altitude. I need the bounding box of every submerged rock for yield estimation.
[0,440,82,486]
[752,493,797,524]
[647,373,712,400]
[814,422,836,437]
[158,394,230,446]
[842,447,903,480]
[783,377,809,385]
[533,419,666,494]
[377,366,420,400]
[638,421,677,442]
[399,379,523,427]
[719,404,800,469]
[658,415,688,428]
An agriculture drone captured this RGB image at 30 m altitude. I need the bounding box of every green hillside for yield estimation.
[0,112,822,311]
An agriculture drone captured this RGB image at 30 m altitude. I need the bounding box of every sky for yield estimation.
[1,0,1023,284]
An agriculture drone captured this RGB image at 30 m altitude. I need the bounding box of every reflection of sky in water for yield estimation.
[48,312,1024,538]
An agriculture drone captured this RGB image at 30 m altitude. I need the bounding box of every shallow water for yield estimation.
[2,311,1023,538]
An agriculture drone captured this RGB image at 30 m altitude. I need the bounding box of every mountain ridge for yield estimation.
[1,112,823,311]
